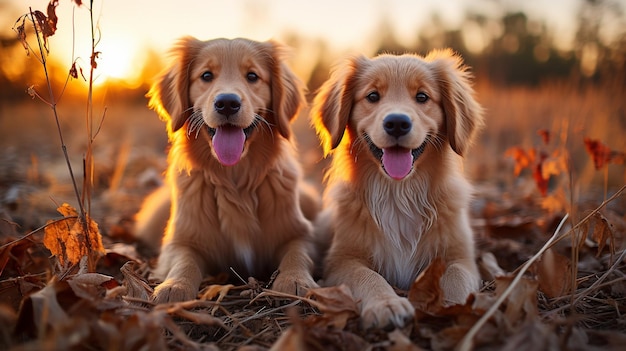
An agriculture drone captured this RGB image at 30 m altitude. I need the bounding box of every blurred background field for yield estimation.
[1,0,625,229]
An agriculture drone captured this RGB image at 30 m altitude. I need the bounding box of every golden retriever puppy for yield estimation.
[136,37,319,303]
[312,49,484,328]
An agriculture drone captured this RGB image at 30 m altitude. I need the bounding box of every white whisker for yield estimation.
[186,110,205,139]
[253,114,274,141]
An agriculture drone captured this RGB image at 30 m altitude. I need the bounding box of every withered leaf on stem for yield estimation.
[591,212,615,259]
[43,203,105,272]
[583,138,626,170]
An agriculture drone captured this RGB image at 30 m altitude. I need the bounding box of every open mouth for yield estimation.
[365,134,427,180]
[206,123,256,166]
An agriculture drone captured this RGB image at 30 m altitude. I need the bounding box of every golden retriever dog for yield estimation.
[312,49,484,328]
[135,37,319,303]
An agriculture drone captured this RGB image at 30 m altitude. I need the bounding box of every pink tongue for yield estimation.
[382,147,413,180]
[212,125,245,166]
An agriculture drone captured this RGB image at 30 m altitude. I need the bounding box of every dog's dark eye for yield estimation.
[366,91,380,103]
[415,92,429,103]
[246,72,259,82]
[201,71,214,82]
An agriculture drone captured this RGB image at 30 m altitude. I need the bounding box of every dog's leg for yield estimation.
[440,259,480,305]
[272,238,319,296]
[326,261,414,328]
[152,243,205,303]
[133,185,171,256]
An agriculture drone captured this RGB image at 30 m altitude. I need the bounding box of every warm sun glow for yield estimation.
[91,39,143,87]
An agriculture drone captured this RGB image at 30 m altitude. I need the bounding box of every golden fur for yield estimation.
[312,49,484,328]
[135,37,319,303]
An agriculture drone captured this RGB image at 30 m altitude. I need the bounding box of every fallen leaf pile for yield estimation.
[1,179,625,350]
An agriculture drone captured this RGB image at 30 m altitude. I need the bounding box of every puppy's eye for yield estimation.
[201,71,214,82]
[416,92,429,103]
[246,72,259,82]
[366,91,380,103]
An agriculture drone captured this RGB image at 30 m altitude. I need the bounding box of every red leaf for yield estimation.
[537,129,550,145]
[584,138,626,170]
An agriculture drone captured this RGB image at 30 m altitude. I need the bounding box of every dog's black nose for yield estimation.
[383,114,412,138]
[214,93,241,117]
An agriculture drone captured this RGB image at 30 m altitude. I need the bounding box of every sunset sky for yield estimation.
[3,0,618,86]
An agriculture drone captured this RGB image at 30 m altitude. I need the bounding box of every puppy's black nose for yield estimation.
[214,93,241,117]
[383,114,412,138]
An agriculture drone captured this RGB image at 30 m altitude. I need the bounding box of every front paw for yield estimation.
[440,262,479,305]
[152,278,198,304]
[271,270,319,296]
[361,295,414,329]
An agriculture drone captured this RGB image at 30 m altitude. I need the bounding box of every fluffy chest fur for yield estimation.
[365,172,439,290]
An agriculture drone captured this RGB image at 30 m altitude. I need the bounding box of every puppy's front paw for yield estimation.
[361,296,414,329]
[152,278,197,304]
[441,262,479,305]
[271,270,319,296]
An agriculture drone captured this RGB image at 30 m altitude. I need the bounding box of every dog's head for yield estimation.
[149,37,305,166]
[312,49,484,180]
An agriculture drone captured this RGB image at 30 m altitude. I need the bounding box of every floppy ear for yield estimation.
[267,41,306,139]
[311,56,362,156]
[148,36,203,135]
[427,49,484,156]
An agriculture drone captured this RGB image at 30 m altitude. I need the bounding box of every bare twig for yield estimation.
[457,214,570,351]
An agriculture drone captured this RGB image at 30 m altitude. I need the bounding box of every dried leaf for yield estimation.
[537,129,550,145]
[591,212,615,259]
[495,275,539,328]
[532,248,572,298]
[15,279,67,338]
[305,285,359,329]
[67,273,114,302]
[43,203,105,271]
[119,261,153,303]
[584,138,626,170]
[46,1,59,36]
[199,284,234,315]
[533,155,549,196]
[505,147,536,176]
[408,257,446,314]
[541,151,568,180]
[13,15,29,54]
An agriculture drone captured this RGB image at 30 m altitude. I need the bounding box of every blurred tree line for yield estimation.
[1,0,624,102]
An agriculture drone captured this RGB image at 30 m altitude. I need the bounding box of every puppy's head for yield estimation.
[149,37,305,166]
[312,49,484,180]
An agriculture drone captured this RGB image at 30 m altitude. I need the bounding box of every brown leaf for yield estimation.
[46,1,59,36]
[408,257,445,314]
[15,278,67,339]
[532,248,572,298]
[537,129,550,145]
[119,261,153,303]
[532,152,549,196]
[584,138,626,170]
[43,204,105,271]
[67,272,114,302]
[13,15,29,54]
[505,147,536,176]
[305,285,359,329]
[199,284,235,315]
[495,275,539,328]
[591,212,615,259]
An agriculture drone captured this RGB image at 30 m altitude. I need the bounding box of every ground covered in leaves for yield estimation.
[1,151,626,350]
